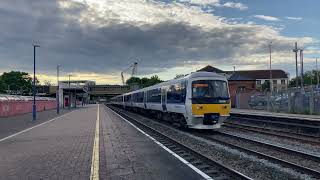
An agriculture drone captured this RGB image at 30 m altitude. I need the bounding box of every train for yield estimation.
[110,71,231,129]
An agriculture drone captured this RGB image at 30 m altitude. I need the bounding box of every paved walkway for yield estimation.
[0,108,73,139]
[100,106,204,180]
[0,105,205,180]
[0,106,96,180]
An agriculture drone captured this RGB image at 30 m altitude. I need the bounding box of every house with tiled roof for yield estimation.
[198,65,290,107]
[198,65,289,91]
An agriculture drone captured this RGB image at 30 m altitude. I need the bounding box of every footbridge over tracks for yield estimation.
[88,85,131,102]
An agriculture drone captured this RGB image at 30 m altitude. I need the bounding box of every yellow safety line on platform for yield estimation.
[90,104,100,180]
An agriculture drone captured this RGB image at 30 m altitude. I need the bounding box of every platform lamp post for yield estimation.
[56,65,60,114]
[68,74,72,110]
[32,44,40,121]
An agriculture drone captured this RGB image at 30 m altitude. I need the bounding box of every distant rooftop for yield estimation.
[197,65,224,73]
[198,65,289,80]
[226,70,289,80]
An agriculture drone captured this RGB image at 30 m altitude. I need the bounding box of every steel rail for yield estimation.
[223,122,320,145]
[214,131,320,162]
[195,133,320,179]
[107,105,253,180]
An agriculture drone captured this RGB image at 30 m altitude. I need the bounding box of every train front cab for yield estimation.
[185,78,231,129]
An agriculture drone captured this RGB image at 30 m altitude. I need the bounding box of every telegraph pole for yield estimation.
[269,42,273,93]
[300,50,304,88]
[293,42,299,88]
[56,65,60,114]
[316,58,319,87]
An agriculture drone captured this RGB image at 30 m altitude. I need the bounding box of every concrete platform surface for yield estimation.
[0,104,206,180]
[0,106,96,180]
[0,107,73,139]
[232,108,320,121]
[100,106,205,180]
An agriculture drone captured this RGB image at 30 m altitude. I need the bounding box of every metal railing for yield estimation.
[234,86,320,115]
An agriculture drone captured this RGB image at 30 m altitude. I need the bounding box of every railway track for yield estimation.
[107,105,320,179]
[107,106,252,180]
[230,115,320,136]
[196,131,320,178]
[223,122,320,145]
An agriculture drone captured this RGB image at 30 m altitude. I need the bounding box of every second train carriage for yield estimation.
[110,72,231,129]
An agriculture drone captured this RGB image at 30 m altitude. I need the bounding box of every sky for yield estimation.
[0,0,319,84]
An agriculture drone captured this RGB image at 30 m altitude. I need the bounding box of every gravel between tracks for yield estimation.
[207,132,320,172]
[110,107,316,180]
[220,127,320,157]
[230,119,320,137]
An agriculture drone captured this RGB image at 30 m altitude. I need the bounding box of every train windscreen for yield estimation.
[192,80,229,104]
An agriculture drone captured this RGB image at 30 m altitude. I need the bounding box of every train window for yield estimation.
[192,80,229,104]
[167,81,186,104]
[137,92,144,103]
[124,95,131,102]
[132,93,138,102]
[147,88,161,103]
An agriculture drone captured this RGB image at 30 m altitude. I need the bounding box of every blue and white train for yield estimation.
[110,72,231,129]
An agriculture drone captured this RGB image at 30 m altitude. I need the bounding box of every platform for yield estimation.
[100,106,204,180]
[231,108,320,122]
[0,107,73,139]
[0,104,205,180]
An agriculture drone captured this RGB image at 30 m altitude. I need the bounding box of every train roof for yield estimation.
[113,71,226,97]
[151,72,225,87]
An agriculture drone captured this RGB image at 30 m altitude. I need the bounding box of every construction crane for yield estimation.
[121,62,138,85]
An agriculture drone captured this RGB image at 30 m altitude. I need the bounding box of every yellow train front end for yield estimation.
[187,79,231,129]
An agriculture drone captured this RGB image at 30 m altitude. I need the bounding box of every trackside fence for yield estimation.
[0,95,56,117]
[235,86,320,115]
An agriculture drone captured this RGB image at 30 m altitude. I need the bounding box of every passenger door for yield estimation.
[161,87,167,111]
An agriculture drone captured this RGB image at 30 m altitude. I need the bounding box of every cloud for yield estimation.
[176,0,248,10]
[177,0,220,6]
[0,0,314,84]
[254,15,280,21]
[221,2,248,10]
[285,16,302,20]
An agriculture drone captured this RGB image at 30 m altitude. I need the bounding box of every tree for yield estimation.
[145,75,162,87]
[0,71,32,94]
[126,75,163,88]
[0,77,5,93]
[289,70,320,87]
[43,80,52,86]
[174,74,186,79]
[126,77,141,85]
[261,81,270,92]
[140,77,149,87]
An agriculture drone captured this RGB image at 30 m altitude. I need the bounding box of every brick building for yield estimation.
[198,65,289,107]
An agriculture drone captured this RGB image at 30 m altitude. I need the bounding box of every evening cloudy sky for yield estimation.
[0,0,319,84]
